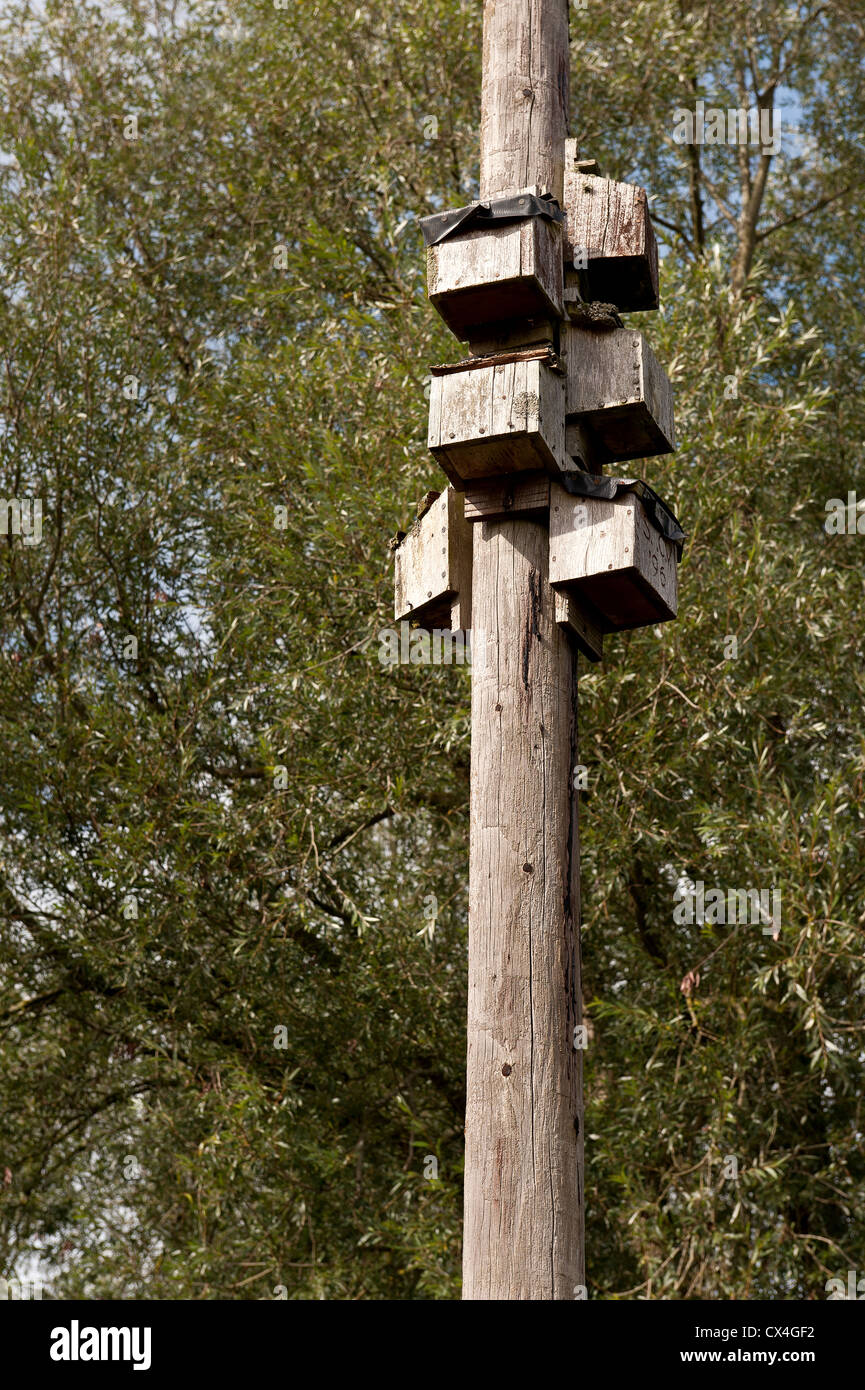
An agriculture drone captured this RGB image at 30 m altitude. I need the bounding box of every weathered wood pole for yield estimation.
[480,0,570,203]
[463,0,584,1300]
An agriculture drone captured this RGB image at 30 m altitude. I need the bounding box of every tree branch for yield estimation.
[755,185,852,241]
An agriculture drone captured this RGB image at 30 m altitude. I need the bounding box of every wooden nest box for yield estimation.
[427,346,566,487]
[393,488,472,631]
[564,325,675,465]
[424,199,564,342]
[549,483,680,632]
[563,143,659,313]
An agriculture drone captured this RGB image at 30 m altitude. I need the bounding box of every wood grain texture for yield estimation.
[464,517,584,1299]
[563,142,659,312]
[563,324,675,464]
[428,218,563,342]
[393,488,473,629]
[428,356,566,484]
[549,485,678,631]
[480,0,570,203]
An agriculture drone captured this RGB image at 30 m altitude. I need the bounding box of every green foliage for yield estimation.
[0,0,863,1299]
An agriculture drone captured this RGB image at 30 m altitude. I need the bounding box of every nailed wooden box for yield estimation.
[564,324,675,464]
[393,487,472,630]
[549,486,678,632]
[563,149,659,312]
[428,349,565,487]
[427,217,563,341]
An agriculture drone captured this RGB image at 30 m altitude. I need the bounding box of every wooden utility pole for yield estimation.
[464,516,582,1299]
[480,0,570,205]
[464,0,580,1302]
[396,0,680,1302]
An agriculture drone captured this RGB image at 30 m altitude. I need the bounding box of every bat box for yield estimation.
[549,484,678,632]
[393,487,472,631]
[426,214,564,341]
[428,348,566,488]
[564,324,675,464]
[563,146,659,312]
